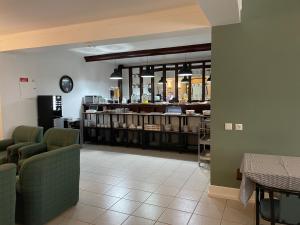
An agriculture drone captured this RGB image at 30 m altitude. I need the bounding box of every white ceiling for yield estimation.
[114,51,211,67]
[82,29,211,65]
[14,28,211,65]
[0,0,241,63]
[71,28,211,55]
[198,0,241,25]
[0,0,196,35]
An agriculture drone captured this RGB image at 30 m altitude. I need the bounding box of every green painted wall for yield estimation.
[211,0,300,188]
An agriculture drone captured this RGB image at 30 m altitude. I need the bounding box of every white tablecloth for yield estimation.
[240,153,300,206]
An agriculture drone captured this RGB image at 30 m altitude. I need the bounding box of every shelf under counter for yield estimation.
[82,109,208,153]
[83,111,210,118]
[83,102,210,114]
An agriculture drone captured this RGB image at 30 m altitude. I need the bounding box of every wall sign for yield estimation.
[19,76,37,99]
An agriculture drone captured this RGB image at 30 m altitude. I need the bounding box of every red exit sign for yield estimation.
[19,77,29,82]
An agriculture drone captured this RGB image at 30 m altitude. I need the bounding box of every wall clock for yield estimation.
[59,75,73,93]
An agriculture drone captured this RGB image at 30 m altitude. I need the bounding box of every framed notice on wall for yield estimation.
[19,76,37,99]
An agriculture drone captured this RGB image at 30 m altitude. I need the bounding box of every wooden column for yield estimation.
[188,76,192,103]
[202,62,206,102]
[151,66,155,103]
[118,79,122,103]
[139,66,143,102]
[129,67,133,102]
[175,64,179,102]
[162,65,167,101]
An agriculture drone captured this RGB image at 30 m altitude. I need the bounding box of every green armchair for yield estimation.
[0,125,43,164]
[16,144,80,225]
[0,163,16,225]
[257,185,300,225]
[18,128,79,162]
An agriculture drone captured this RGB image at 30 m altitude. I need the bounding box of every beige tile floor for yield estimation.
[45,145,256,225]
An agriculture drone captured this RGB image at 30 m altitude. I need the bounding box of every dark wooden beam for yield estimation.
[118,65,123,103]
[153,64,211,72]
[151,68,155,103]
[118,79,122,103]
[202,62,206,102]
[139,66,143,102]
[175,64,179,102]
[162,65,167,101]
[85,44,211,62]
[123,59,211,69]
[128,67,133,102]
[188,76,192,103]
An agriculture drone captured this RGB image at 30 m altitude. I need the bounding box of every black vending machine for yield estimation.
[37,95,62,132]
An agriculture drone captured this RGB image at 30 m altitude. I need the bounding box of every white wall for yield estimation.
[0,51,115,137]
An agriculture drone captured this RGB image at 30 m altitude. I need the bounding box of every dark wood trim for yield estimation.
[152,64,211,72]
[202,62,206,102]
[188,76,192,103]
[128,67,133,102]
[175,64,178,102]
[162,65,167,101]
[85,44,211,62]
[151,71,155,103]
[117,65,124,103]
[139,66,143,102]
[123,59,211,69]
[118,79,122,103]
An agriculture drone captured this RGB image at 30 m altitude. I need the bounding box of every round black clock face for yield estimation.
[60,75,73,93]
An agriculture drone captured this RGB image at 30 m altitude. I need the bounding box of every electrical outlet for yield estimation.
[235,124,243,131]
[225,123,233,131]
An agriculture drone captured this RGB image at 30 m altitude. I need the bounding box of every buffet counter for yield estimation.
[83,102,210,113]
[81,103,211,153]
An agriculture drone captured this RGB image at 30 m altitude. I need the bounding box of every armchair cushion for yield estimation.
[0,163,16,225]
[0,139,14,151]
[260,199,280,221]
[279,195,300,224]
[18,143,47,161]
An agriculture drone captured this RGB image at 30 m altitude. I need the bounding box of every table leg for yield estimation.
[270,191,275,225]
[256,185,260,225]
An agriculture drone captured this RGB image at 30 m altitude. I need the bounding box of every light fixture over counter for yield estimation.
[181,76,189,83]
[158,76,165,84]
[178,62,193,77]
[110,65,123,80]
[141,66,154,78]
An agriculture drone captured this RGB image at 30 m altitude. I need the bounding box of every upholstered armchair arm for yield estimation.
[17,144,80,225]
[0,139,14,151]
[0,163,16,225]
[7,142,34,163]
[18,143,47,160]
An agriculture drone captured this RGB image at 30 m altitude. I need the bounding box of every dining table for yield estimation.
[239,153,300,206]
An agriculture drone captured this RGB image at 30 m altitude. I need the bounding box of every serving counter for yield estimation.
[82,103,210,153]
[83,102,210,113]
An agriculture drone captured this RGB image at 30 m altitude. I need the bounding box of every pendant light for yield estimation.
[178,54,192,77]
[181,76,189,83]
[178,63,192,77]
[158,76,165,84]
[110,61,123,80]
[141,66,154,78]
[141,57,154,78]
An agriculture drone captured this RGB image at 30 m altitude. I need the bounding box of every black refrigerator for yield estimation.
[37,95,62,132]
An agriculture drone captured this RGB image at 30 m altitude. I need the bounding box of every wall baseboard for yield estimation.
[208,185,255,203]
